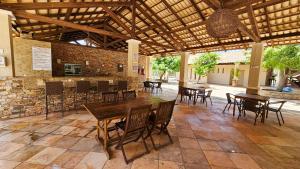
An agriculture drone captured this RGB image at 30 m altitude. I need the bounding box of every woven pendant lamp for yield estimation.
[206,8,239,38]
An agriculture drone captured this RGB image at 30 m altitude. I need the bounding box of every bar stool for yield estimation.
[45,81,64,119]
[97,81,109,101]
[118,80,128,92]
[74,81,90,110]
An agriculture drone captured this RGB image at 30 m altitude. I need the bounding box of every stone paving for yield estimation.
[0,89,300,169]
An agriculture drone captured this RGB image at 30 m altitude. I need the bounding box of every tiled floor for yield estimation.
[0,90,300,169]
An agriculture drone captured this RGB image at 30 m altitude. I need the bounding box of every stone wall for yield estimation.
[51,42,128,77]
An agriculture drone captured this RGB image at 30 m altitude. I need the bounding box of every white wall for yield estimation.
[206,64,267,87]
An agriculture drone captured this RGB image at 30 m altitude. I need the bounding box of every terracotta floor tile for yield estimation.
[229,153,262,169]
[33,134,63,146]
[68,127,91,137]
[0,131,28,142]
[179,137,200,149]
[26,147,66,165]
[159,160,182,169]
[70,137,99,152]
[74,152,107,169]
[52,126,76,135]
[203,151,236,168]
[50,150,87,168]
[14,162,45,169]
[0,160,21,169]
[35,124,61,134]
[131,158,158,169]
[3,145,45,162]
[217,140,244,153]
[52,136,81,149]
[198,140,223,151]
[181,148,208,165]
[184,163,211,169]
[0,142,25,158]
[176,128,195,138]
[159,147,183,163]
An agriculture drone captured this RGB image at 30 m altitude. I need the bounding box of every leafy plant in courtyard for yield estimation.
[152,56,180,80]
[263,44,300,90]
[193,52,219,82]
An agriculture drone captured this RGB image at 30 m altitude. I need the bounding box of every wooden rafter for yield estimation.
[0,2,132,10]
[247,3,260,39]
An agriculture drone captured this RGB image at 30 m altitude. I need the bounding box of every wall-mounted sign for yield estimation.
[0,56,6,67]
[32,46,52,70]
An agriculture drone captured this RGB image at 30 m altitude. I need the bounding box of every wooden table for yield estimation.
[233,93,270,122]
[180,85,207,104]
[84,96,166,159]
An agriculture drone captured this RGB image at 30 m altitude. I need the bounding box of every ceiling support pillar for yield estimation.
[145,56,152,80]
[246,43,264,94]
[0,10,15,77]
[179,52,190,86]
[126,39,141,77]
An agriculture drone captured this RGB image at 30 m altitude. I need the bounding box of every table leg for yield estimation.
[233,98,236,117]
[193,91,197,105]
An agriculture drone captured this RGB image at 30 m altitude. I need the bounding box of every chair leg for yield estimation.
[275,111,282,126]
[222,103,229,113]
[45,96,48,119]
[209,97,212,105]
[228,103,231,110]
[205,98,207,107]
[279,111,284,124]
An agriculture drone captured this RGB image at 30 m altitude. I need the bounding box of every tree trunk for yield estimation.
[159,71,166,81]
[197,76,201,83]
[276,69,287,91]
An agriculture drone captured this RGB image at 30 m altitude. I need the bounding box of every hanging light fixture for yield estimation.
[206,2,239,39]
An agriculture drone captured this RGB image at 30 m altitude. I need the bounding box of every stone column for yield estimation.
[179,52,190,86]
[0,10,15,77]
[145,56,152,80]
[126,39,141,77]
[247,43,264,94]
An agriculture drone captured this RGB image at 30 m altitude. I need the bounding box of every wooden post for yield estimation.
[179,52,190,86]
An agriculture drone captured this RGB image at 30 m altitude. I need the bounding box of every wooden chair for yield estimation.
[197,89,213,107]
[45,81,64,119]
[74,81,90,110]
[239,99,264,125]
[122,90,137,101]
[154,82,163,93]
[179,87,194,105]
[266,100,286,126]
[148,100,176,150]
[223,93,241,113]
[118,80,128,92]
[97,81,109,101]
[143,81,153,92]
[102,91,118,103]
[115,105,152,164]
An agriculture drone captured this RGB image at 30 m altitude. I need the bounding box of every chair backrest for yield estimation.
[45,81,64,95]
[155,100,176,124]
[124,105,152,133]
[76,81,90,93]
[97,81,109,93]
[243,99,260,112]
[225,93,232,104]
[206,90,213,97]
[144,81,151,88]
[118,80,128,91]
[157,82,162,88]
[122,90,137,101]
[102,91,118,103]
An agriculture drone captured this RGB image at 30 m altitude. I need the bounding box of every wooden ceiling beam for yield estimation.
[0,2,132,10]
[201,0,221,10]
[101,6,131,34]
[161,0,203,46]
[131,0,136,38]
[13,11,171,49]
[247,3,260,39]
[138,0,186,50]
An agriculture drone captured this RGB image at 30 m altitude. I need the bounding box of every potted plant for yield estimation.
[231,68,240,87]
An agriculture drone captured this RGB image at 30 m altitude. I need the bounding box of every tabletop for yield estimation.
[234,93,270,102]
[84,96,166,121]
[181,84,208,91]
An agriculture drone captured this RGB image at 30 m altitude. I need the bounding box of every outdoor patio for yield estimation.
[0,89,300,169]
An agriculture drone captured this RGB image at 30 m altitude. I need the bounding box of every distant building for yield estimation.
[187,50,268,87]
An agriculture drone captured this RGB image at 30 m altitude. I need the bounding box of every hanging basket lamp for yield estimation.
[206,9,239,38]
